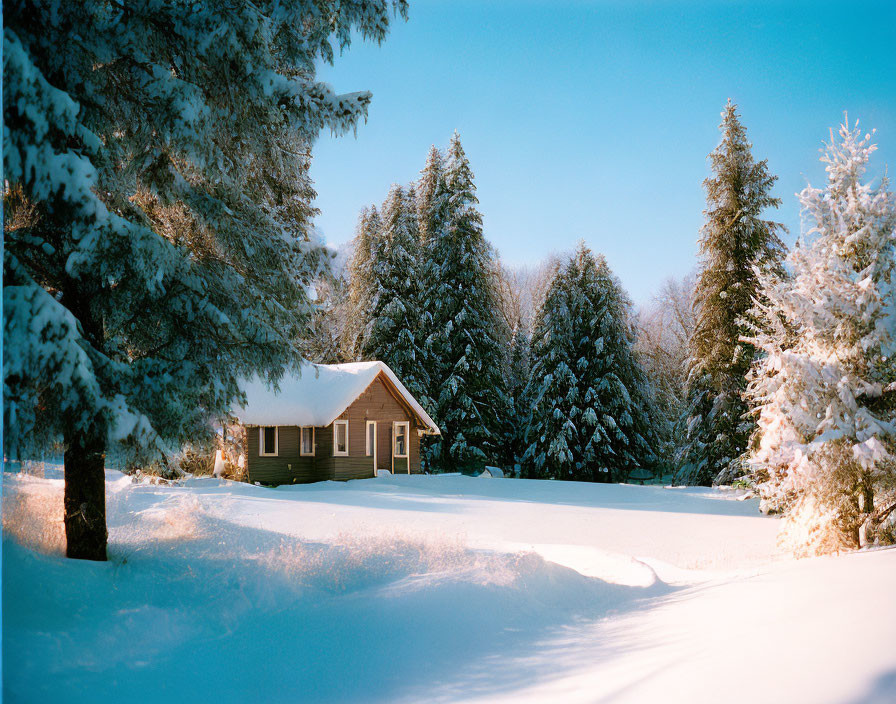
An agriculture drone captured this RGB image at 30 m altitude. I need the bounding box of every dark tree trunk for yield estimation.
[63,428,108,561]
[861,477,875,515]
[60,282,108,560]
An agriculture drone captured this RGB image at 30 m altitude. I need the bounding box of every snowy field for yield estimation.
[3,470,896,704]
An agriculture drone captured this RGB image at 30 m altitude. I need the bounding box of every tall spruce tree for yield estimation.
[413,145,449,464]
[746,120,896,554]
[360,184,429,402]
[3,0,406,560]
[677,101,786,486]
[524,244,654,481]
[416,145,448,246]
[420,133,509,472]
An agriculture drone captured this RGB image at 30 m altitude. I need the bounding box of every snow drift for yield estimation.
[3,470,895,703]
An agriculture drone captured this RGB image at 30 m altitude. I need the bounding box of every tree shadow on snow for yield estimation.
[2,495,678,704]
[847,669,896,704]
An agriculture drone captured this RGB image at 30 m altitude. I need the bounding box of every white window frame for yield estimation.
[333,420,349,457]
[393,421,409,458]
[300,427,315,457]
[259,426,278,457]
[366,421,376,457]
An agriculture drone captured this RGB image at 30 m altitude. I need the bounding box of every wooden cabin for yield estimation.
[235,361,440,485]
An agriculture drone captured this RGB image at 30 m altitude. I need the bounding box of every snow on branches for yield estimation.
[4,0,407,558]
[678,101,786,486]
[746,119,896,554]
[4,0,407,459]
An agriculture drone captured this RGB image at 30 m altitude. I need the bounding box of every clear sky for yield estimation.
[310,0,896,305]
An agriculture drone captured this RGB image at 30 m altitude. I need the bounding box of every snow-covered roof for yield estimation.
[234,361,440,435]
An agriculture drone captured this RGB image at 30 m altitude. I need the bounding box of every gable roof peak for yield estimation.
[235,361,440,435]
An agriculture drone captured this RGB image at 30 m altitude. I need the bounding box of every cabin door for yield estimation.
[377,422,391,473]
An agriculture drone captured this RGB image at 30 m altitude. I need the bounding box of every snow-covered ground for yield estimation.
[3,470,895,703]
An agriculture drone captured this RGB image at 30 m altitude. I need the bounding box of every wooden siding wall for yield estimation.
[246,426,326,485]
[410,431,421,474]
[246,374,425,485]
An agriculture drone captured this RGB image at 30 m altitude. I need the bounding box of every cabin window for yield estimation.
[366,421,376,456]
[260,426,278,456]
[333,420,349,456]
[393,422,409,458]
[300,427,314,456]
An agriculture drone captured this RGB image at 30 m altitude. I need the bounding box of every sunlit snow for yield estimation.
[4,469,895,703]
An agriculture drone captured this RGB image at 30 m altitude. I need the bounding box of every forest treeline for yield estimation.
[308,133,656,481]
[306,106,896,555]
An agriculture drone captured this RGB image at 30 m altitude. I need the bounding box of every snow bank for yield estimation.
[475,547,896,704]
[2,471,664,703]
[3,470,895,703]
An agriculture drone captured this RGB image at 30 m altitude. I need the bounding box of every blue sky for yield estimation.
[311,0,896,305]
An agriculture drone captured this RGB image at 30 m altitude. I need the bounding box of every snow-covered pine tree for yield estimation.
[412,145,449,468]
[343,205,383,360]
[677,100,787,486]
[746,119,896,555]
[419,133,509,472]
[3,0,406,560]
[360,184,430,403]
[524,243,654,481]
[416,145,448,246]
